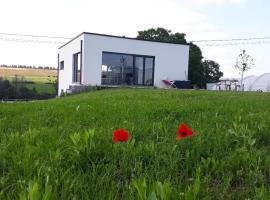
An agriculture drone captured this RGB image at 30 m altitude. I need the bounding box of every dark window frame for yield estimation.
[60,61,64,70]
[72,52,81,83]
[102,51,155,86]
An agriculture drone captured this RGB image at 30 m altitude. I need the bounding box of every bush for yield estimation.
[0,77,55,100]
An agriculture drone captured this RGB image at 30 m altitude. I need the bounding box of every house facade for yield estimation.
[58,32,190,95]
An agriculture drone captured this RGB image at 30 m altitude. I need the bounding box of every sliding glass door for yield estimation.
[73,53,81,83]
[144,57,154,86]
[101,52,155,86]
[134,57,144,85]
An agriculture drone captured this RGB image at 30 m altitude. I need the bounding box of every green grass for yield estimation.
[0,89,270,199]
[25,82,55,94]
[5,76,56,94]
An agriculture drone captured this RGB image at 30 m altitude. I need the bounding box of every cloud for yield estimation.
[175,0,247,6]
[0,0,228,66]
[195,0,246,5]
[1,0,260,77]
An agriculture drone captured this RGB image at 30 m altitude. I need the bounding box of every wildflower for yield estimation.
[176,123,194,140]
[113,129,129,143]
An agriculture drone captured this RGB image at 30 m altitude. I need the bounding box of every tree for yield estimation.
[235,50,254,90]
[188,43,204,88]
[202,60,223,85]
[137,27,217,88]
[137,27,187,44]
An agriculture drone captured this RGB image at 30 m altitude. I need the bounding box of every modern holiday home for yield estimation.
[57,32,190,95]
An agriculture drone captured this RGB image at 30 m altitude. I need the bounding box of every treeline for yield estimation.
[0,64,56,70]
[0,76,55,100]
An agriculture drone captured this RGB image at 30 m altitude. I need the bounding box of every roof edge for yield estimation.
[58,33,84,49]
[59,32,190,49]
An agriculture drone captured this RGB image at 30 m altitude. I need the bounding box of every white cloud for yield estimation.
[0,0,221,67]
[195,0,246,5]
[1,0,267,78]
[176,0,247,6]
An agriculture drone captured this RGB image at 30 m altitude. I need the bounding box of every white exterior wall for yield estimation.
[83,34,189,87]
[58,33,189,95]
[58,35,83,95]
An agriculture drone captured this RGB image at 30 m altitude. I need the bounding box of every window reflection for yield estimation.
[145,57,154,86]
[101,52,154,86]
[73,53,81,83]
[102,53,133,85]
[135,57,143,85]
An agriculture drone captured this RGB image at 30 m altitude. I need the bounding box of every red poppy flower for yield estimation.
[113,129,129,143]
[176,123,194,140]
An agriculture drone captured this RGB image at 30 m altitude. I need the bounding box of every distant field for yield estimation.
[0,67,57,94]
[0,67,56,77]
[0,89,270,199]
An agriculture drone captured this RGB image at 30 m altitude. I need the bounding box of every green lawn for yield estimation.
[5,75,56,94]
[25,82,55,94]
[0,89,270,199]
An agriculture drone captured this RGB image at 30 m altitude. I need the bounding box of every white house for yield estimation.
[58,32,190,95]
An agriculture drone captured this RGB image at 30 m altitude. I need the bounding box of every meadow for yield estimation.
[0,89,270,199]
[0,67,57,94]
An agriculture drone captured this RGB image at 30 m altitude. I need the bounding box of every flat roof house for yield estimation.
[58,32,190,95]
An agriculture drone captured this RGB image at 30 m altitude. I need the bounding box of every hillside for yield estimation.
[0,67,57,94]
[0,67,56,77]
[0,89,270,199]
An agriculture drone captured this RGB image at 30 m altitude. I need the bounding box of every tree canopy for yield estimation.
[137,27,223,88]
[202,60,223,85]
[137,28,187,44]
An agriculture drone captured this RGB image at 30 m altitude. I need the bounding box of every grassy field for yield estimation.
[0,67,57,94]
[0,89,270,199]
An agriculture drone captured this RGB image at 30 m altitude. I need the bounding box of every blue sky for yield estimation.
[0,0,269,78]
[200,0,269,36]
[190,0,270,77]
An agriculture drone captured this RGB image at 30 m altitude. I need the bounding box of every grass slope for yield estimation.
[0,89,270,199]
[0,67,56,94]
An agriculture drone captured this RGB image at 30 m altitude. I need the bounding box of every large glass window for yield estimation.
[102,53,133,85]
[134,57,144,85]
[101,52,155,86]
[73,53,81,83]
[144,57,154,86]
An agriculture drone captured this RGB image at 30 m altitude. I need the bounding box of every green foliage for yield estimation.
[184,168,201,200]
[3,76,56,95]
[0,64,55,70]
[0,76,55,99]
[188,44,204,88]
[136,28,223,88]
[132,178,177,200]
[0,89,270,199]
[202,60,224,84]
[137,28,186,44]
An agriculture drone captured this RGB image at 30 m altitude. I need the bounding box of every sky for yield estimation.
[0,0,269,78]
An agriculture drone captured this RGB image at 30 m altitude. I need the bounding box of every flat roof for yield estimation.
[59,32,190,49]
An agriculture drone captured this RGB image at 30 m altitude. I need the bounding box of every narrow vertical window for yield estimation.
[144,57,154,86]
[73,53,81,83]
[60,61,64,70]
[134,57,144,85]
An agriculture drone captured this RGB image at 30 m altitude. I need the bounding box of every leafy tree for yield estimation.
[137,28,186,44]
[235,50,254,90]
[137,27,217,88]
[202,60,223,85]
[0,77,55,100]
[188,43,204,88]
